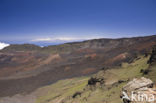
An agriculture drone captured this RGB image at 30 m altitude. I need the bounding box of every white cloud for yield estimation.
[31,36,102,42]
[0,42,10,50]
[31,38,52,42]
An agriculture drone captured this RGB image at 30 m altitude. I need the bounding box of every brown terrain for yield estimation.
[0,35,156,97]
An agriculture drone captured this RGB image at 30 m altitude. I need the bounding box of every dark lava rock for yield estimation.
[148,45,156,64]
[88,77,105,86]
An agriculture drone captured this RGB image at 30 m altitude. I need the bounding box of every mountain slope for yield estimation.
[0,35,155,97]
[31,46,155,103]
[0,53,151,103]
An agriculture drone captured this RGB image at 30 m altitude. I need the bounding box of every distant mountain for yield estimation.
[0,35,155,97]
[2,35,156,54]
[2,44,41,51]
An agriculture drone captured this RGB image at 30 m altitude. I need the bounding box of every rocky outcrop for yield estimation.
[121,77,156,103]
[88,77,105,86]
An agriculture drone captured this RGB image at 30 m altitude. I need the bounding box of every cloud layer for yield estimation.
[0,42,10,50]
[31,36,102,42]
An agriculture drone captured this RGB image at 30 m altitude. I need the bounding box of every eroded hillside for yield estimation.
[0,52,154,103]
[0,35,155,98]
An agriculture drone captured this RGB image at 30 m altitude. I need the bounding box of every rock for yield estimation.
[88,77,105,86]
[121,77,156,103]
[72,92,82,98]
[118,80,127,84]
[123,77,153,91]
[140,69,150,75]
[148,45,156,64]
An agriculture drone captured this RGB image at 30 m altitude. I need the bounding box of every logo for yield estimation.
[131,91,155,102]
[122,91,155,102]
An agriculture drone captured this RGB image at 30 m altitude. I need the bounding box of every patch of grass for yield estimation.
[146,64,156,83]
[63,56,150,103]
[35,56,150,103]
[112,56,149,80]
[35,76,89,103]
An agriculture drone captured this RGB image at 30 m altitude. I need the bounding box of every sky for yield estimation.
[0,0,156,46]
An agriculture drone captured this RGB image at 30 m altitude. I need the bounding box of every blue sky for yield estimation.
[0,0,156,45]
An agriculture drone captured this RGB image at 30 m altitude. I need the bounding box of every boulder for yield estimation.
[123,77,153,91]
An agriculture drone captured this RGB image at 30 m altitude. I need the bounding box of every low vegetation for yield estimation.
[35,55,150,103]
[35,77,89,103]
